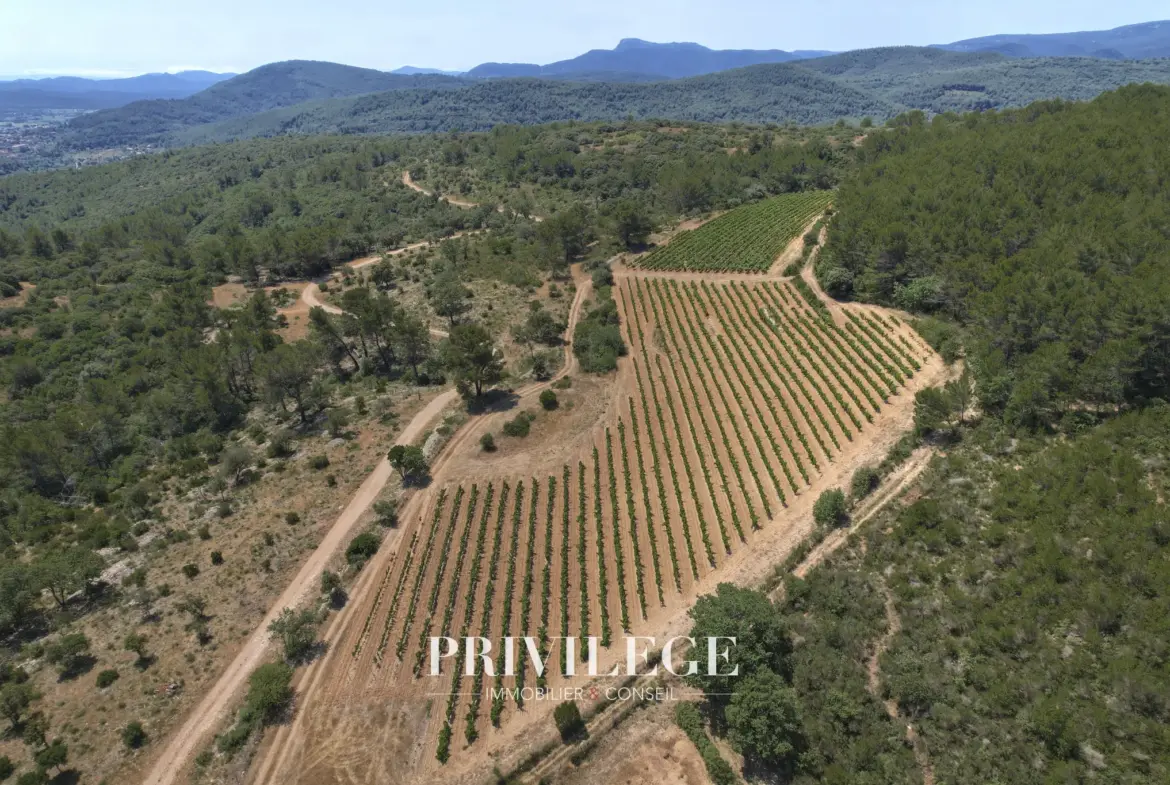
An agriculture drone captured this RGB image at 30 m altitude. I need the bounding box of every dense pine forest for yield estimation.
[820,84,1170,428]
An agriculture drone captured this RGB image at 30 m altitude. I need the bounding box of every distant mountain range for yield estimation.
[7,19,1170,159]
[397,21,1170,80]
[56,46,1170,152]
[465,38,835,80]
[63,61,464,146]
[390,66,465,77]
[0,71,234,111]
[936,20,1170,59]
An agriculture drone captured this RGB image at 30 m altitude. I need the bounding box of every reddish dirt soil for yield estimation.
[240,262,946,785]
[0,281,35,309]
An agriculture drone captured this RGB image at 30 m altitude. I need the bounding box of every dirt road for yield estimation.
[793,446,936,580]
[139,388,459,785]
[148,264,591,785]
[247,264,592,785]
[298,281,448,339]
[401,170,479,209]
[402,169,544,221]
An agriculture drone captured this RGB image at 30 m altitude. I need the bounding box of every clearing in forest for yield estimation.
[254,269,939,785]
[632,191,833,272]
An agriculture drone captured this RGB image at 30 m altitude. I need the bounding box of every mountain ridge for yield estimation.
[55,48,1170,151]
[149,49,1170,149]
[0,70,236,112]
[936,19,1170,59]
[466,38,836,79]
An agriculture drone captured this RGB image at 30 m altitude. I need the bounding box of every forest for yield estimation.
[683,405,1170,785]
[819,83,1170,428]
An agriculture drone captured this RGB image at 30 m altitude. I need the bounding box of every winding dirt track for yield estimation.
[247,266,592,785]
[300,279,449,339]
[140,389,460,785]
[401,171,480,209]
[402,170,544,221]
[142,266,592,785]
[868,581,937,785]
[151,180,557,784]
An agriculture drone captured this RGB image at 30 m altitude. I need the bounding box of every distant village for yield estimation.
[0,110,147,174]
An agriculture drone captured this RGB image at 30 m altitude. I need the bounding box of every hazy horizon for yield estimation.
[1,1,1167,79]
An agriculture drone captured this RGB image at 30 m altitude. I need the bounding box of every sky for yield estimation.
[0,0,1165,78]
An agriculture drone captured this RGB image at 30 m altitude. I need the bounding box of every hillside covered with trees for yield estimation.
[62,61,465,149]
[56,49,1170,151]
[819,83,1170,428]
[672,83,1170,785]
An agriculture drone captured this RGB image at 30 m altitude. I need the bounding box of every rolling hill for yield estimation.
[69,48,1170,149]
[169,63,892,144]
[42,42,1170,155]
[64,61,466,147]
[938,19,1170,59]
[801,46,1170,113]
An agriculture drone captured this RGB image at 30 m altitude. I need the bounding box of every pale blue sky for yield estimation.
[0,0,1165,77]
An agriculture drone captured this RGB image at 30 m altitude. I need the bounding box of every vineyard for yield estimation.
[632,191,833,272]
[324,274,936,767]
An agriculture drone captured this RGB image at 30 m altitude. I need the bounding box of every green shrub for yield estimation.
[244,661,294,723]
[210,551,224,565]
[373,500,399,526]
[850,466,879,500]
[553,700,585,742]
[284,511,300,525]
[181,563,199,579]
[914,316,962,363]
[96,669,119,688]
[266,429,295,458]
[813,488,848,528]
[480,432,497,452]
[268,607,318,663]
[675,702,738,785]
[539,390,559,410]
[573,289,626,373]
[44,632,91,678]
[502,412,534,438]
[216,720,252,755]
[0,756,13,780]
[346,532,380,568]
[308,454,330,471]
[122,720,148,749]
[320,570,342,594]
